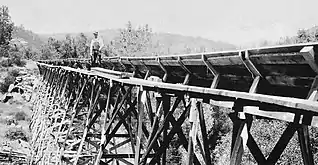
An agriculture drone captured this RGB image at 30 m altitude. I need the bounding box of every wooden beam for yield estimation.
[157,58,168,82]
[148,101,200,165]
[246,131,266,164]
[74,83,102,165]
[60,78,88,161]
[140,97,182,164]
[94,81,113,165]
[186,98,197,165]
[103,154,156,159]
[39,63,318,114]
[300,46,318,74]
[266,123,297,164]
[240,50,262,78]
[134,90,145,165]
[109,139,131,151]
[298,125,314,165]
[162,95,170,165]
[118,58,127,71]
[249,76,261,93]
[197,102,212,165]
[229,117,245,165]
[297,76,318,165]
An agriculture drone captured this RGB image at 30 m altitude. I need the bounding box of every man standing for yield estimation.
[90,31,104,67]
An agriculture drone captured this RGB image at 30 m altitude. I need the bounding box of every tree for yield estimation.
[0,6,14,57]
[75,33,89,58]
[296,29,310,43]
[39,37,61,60]
[107,21,152,57]
[60,34,75,59]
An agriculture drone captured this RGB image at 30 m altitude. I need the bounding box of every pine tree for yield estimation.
[0,6,14,57]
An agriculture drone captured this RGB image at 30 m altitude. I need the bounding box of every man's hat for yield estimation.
[93,31,98,35]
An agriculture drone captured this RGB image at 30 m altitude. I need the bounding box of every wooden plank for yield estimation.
[249,53,306,64]
[39,63,318,114]
[247,42,318,55]
[243,106,295,123]
[115,77,318,113]
[91,67,134,78]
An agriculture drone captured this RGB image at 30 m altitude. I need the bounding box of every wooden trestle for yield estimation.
[32,42,318,165]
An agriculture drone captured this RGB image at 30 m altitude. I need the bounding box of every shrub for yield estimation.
[8,68,20,77]
[0,69,20,93]
[0,74,15,93]
[12,56,26,67]
[5,127,28,141]
[0,58,13,67]
[9,51,26,67]
[14,111,27,121]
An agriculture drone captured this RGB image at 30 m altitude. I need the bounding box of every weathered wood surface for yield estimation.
[37,62,318,116]
[34,42,318,165]
[38,42,318,99]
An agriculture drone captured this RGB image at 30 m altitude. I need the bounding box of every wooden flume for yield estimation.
[32,43,318,165]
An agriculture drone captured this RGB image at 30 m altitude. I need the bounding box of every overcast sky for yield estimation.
[2,0,318,46]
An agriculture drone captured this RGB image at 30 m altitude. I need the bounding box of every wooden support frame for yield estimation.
[157,57,168,82]
[240,50,262,78]
[119,58,127,71]
[34,59,318,165]
[202,54,220,89]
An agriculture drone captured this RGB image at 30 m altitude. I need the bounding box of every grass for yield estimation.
[0,102,32,157]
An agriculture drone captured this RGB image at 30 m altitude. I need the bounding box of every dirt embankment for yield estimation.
[0,60,39,164]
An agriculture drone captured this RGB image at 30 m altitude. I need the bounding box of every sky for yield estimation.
[2,0,318,46]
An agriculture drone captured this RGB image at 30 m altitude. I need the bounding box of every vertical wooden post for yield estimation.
[297,76,318,165]
[198,101,212,165]
[156,97,163,165]
[94,80,113,165]
[229,101,245,165]
[134,89,145,165]
[298,123,314,165]
[186,98,197,165]
[162,95,170,165]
